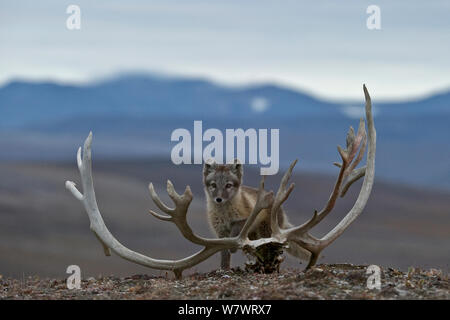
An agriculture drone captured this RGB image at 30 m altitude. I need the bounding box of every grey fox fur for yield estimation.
[203,160,310,269]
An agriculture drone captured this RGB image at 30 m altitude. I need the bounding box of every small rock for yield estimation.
[394,286,408,297]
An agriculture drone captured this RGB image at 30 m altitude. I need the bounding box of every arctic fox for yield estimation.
[203,160,309,269]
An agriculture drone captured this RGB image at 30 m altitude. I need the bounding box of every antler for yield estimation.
[269,84,376,268]
[66,84,376,277]
[65,137,274,278]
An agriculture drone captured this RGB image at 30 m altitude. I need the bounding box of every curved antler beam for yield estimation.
[318,84,376,245]
[65,134,275,278]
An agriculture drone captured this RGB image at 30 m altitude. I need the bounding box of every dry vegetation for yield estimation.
[1,264,448,300]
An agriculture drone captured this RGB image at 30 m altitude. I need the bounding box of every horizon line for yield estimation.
[1,70,449,104]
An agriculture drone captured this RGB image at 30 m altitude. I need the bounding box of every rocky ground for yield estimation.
[0,264,448,300]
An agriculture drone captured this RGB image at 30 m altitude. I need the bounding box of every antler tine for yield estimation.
[166,180,193,205]
[344,118,367,178]
[148,182,175,215]
[166,180,179,201]
[270,160,297,234]
[346,126,356,158]
[239,176,274,239]
[148,180,193,220]
[82,132,93,167]
[282,210,319,238]
[255,176,273,210]
[340,166,366,197]
[337,145,348,164]
[65,181,83,201]
[148,209,172,222]
[289,153,348,235]
[275,160,297,208]
[149,180,213,247]
[76,147,83,170]
[347,121,363,163]
[283,165,346,237]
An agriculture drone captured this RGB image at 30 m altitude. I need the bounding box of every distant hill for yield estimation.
[375,90,450,115]
[1,74,448,128]
[0,74,341,128]
[0,73,449,190]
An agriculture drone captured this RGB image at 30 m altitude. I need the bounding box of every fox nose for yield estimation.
[215,197,223,203]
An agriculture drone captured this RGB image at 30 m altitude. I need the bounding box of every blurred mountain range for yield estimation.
[0,73,449,190]
[1,73,450,126]
[0,74,340,127]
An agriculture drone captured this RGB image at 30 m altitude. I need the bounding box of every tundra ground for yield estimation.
[1,264,448,300]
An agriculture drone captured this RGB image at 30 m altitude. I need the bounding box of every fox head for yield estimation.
[203,159,243,205]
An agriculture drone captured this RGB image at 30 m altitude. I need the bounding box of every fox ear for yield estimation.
[203,159,216,177]
[231,159,243,180]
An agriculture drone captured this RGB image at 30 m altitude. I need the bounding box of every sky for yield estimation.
[0,0,449,100]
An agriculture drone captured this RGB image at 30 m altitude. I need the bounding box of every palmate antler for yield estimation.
[65,84,376,278]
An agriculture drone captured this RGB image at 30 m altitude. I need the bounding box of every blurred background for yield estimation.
[0,0,449,278]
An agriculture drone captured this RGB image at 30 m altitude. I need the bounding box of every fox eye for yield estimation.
[225,183,233,189]
[210,183,217,189]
